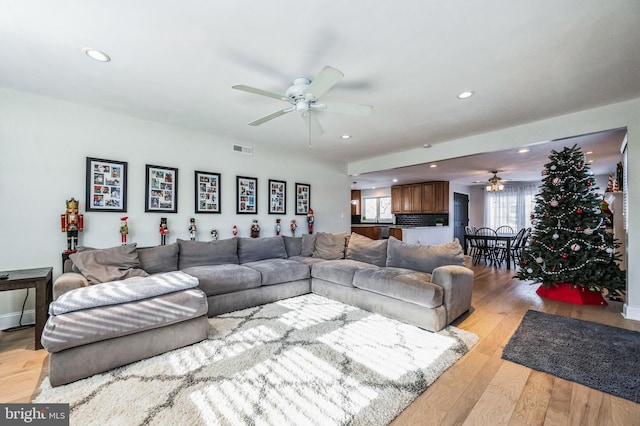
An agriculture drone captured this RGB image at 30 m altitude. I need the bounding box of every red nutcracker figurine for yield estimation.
[61,197,84,253]
[232,225,238,236]
[290,219,297,236]
[275,218,281,236]
[307,208,315,234]
[159,217,169,245]
[120,216,129,245]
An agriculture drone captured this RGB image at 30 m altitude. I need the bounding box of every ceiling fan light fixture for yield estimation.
[485,171,505,192]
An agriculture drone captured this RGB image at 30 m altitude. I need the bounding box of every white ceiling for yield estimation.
[1,1,638,185]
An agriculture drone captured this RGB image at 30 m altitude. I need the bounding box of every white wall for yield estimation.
[0,88,350,326]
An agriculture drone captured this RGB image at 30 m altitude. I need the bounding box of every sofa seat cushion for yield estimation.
[312,259,379,287]
[183,264,261,296]
[288,256,327,267]
[243,259,311,286]
[353,268,443,309]
[42,288,207,353]
[386,237,464,273]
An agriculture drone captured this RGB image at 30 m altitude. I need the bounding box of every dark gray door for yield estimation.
[453,192,469,251]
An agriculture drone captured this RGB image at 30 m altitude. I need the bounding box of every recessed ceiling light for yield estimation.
[457,91,474,99]
[83,48,111,62]
[429,164,437,168]
[423,143,432,148]
[341,134,351,139]
[589,159,595,163]
[372,186,376,189]
[586,151,593,155]
[392,178,398,182]
[518,148,530,153]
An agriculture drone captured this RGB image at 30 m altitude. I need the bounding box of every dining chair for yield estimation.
[495,225,515,235]
[504,227,527,268]
[464,226,477,260]
[474,227,499,265]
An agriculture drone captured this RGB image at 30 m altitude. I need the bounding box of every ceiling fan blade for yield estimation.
[315,101,373,116]
[232,85,289,102]
[248,108,293,126]
[301,111,324,136]
[306,66,344,99]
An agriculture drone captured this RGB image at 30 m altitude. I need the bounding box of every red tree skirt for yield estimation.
[536,283,607,305]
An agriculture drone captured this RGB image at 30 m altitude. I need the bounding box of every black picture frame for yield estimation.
[145,164,178,213]
[195,171,221,213]
[268,179,286,215]
[236,176,258,214]
[295,182,311,215]
[86,157,128,212]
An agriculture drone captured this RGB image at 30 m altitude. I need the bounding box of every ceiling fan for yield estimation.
[232,66,373,140]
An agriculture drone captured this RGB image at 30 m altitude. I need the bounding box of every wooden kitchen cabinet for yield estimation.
[391,186,402,214]
[389,228,403,240]
[350,190,361,215]
[392,181,449,214]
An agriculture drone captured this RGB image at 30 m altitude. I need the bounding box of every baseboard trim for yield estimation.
[622,303,640,321]
[0,310,35,331]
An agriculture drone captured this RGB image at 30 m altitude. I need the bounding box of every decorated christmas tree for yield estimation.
[516,145,625,295]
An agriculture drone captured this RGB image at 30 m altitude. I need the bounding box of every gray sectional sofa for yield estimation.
[42,232,473,386]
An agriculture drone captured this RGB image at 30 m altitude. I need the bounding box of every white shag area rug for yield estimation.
[35,294,478,425]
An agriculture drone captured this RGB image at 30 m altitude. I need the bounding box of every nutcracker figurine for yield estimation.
[232,225,238,236]
[211,228,218,240]
[188,218,197,241]
[250,219,260,238]
[61,197,84,253]
[159,217,169,245]
[275,218,281,236]
[307,208,315,234]
[120,216,129,245]
[290,219,297,237]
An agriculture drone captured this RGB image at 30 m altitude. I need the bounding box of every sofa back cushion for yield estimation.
[300,234,316,257]
[386,237,464,273]
[69,243,149,284]
[346,232,388,267]
[237,236,288,264]
[138,243,179,274]
[282,236,302,257]
[313,232,348,260]
[177,238,238,269]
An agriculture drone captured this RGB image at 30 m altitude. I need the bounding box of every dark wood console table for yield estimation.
[0,267,53,350]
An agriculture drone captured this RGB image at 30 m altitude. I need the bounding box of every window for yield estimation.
[362,196,393,222]
[484,184,537,230]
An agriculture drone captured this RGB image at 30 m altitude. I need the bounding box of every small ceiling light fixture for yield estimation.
[485,171,505,192]
[457,90,475,99]
[518,148,530,153]
[392,178,398,183]
[423,143,432,148]
[341,134,351,139]
[586,151,593,155]
[429,164,438,168]
[82,47,111,62]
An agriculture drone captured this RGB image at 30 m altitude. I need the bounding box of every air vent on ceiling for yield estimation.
[232,143,253,155]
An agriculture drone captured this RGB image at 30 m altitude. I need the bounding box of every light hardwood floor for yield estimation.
[1,265,638,425]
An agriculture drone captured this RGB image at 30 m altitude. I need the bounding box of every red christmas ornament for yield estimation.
[561,253,568,259]
[586,182,592,187]
[576,227,582,231]
[576,208,583,214]
[545,213,550,218]
[550,246,555,250]
[523,260,528,265]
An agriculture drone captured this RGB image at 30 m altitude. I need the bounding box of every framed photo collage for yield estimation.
[85,157,309,217]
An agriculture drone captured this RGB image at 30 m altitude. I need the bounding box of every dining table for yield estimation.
[464,233,518,270]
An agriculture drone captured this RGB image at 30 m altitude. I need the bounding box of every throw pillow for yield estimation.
[177,238,239,269]
[69,243,149,284]
[346,232,388,267]
[313,232,348,260]
[386,237,464,273]
[300,234,317,257]
[282,236,302,257]
[137,243,179,274]
[237,236,288,264]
